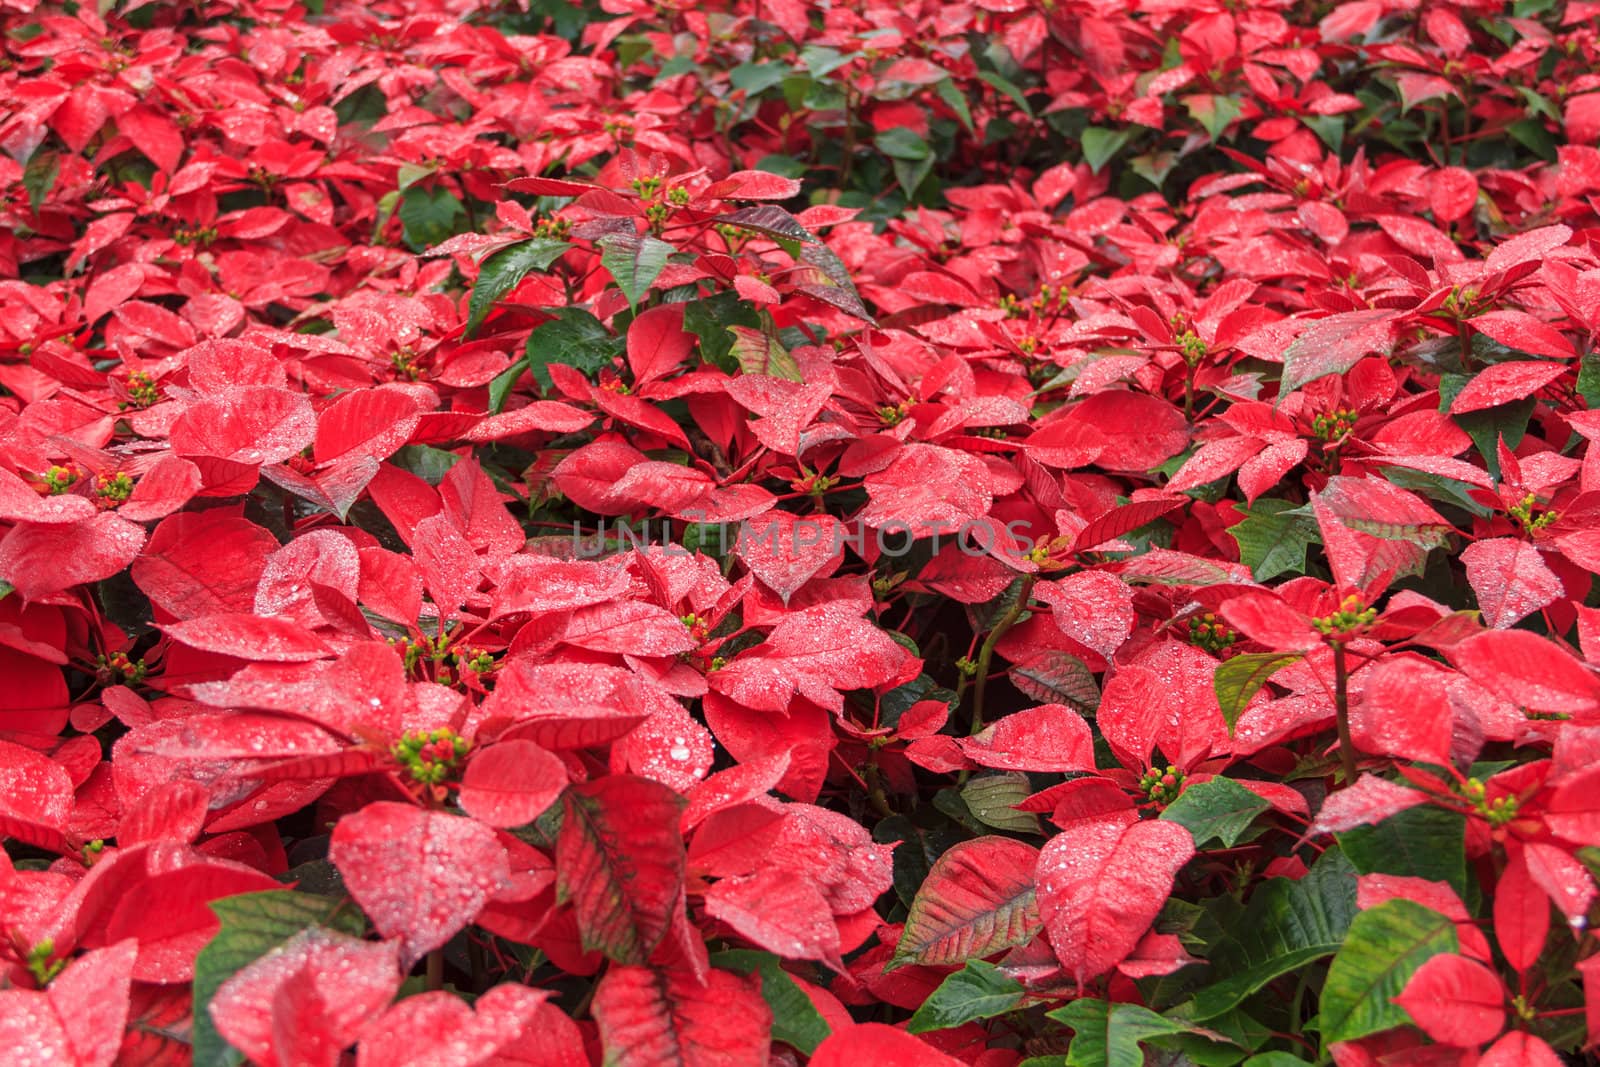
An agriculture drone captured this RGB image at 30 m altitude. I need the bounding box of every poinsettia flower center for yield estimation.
[1138,765,1187,808]
[96,651,146,686]
[34,464,82,496]
[1509,492,1559,532]
[122,370,160,409]
[1186,612,1237,654]
[1311,408,1359,442]
[1459,777,1522,826]
[392,728,470,786]
[95,472,134,507]
[1310,594,1376,637]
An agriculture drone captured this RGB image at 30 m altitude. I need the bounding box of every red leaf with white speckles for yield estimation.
[1395,953,1506,1047]
[1036,571,1135,658]
[169,386,316,466]
[1462,538,1562,629]
[1480,1031,1564,1067]
[1281,309,1401,393]
[709,607,916,713]
[160,613,333,662]
[1449,360,1568,413]
[356,984,550,1067]
[330,803,511,967]
[959,703,1095,772]
[209,929,402,1067]
[0,739,73,853]
[0,941,136,1067]
[810,1023,965,1067]
[1311,775,1428,833]
[0,514,147,600]
[1036,817,1195,984]
[704,867,843,968]
[1454,630,1600,714]
[312,387,422,466]
[736,509,843,604]
[459,740,568,828]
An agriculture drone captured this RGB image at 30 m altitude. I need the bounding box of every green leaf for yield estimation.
[1338,805,1468,897]
[1578,352,1600,409]
[395,162,436,191]
[1160,777,1271,849]
[486,361,524,414]
[936,76,975,133]
[961,774,1040,834]
[727,326,801,380]
[1008,651,1100,713]
[909,960,1026,1034]
[800,45,851,78]
[390,444,462,486]
[191,890,366,1067]
[1318,899,1459,1046]
[977,70,1034,117]
[729,63,788,95]
[1301,114,1345,153]
[22,150,60,214]
[892,154,937,200]
[1082,127,1132,174]
[598,232,674,312]
[1507,117,1558,162]
[524,307,622,395]
[372,189,400,244]
[398,185,465,253]
[1184,848,1358,1021]
[465,239,570,337]
[1184,94,1244,142]
[709,950,832,1055]
[1047,999,1195,1067]
[1213,651,1303,734]
[876,126,930,161]
[754,153,807,179]
[683,292,763,373]
[1379,467,1494,518]
[1228,501,1320,582]
[1514,85,1560,122]
[1243,1055,1317,1066]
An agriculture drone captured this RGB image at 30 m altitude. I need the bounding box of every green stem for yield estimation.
[1333,641,1357,786]
[969,575,1037,738]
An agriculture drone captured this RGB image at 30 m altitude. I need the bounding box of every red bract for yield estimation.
[1395,953,1506,1047]
[208,930,403,1067]
[4,0,1600,1061]
[0,941,135,1067]
[1035,819,1195,985]
[330,804,511,967]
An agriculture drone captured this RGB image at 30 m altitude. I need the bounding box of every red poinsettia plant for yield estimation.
[2,0,1600,1064]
